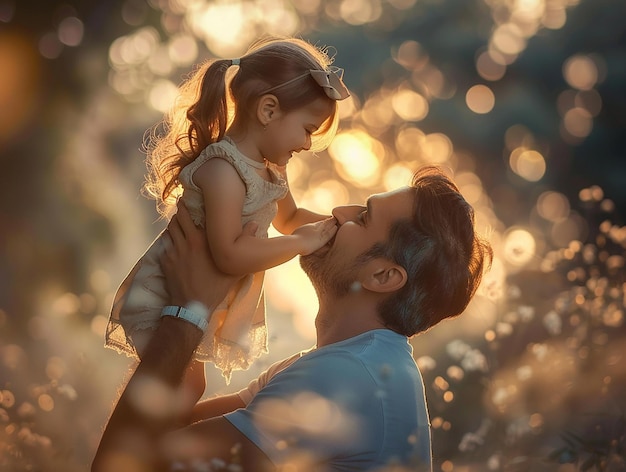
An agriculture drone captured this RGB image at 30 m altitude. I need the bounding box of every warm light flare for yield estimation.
[383,164,414,191]
[187,3,250,56]
[503,228,536,266]
[0,32,40,146]
[328,130,382,187]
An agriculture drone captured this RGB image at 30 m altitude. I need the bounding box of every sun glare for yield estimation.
[328,130,383,187]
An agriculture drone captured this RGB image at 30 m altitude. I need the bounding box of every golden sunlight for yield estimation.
[299,179,350,213]
[187,2,250,56]
[328,130,383,187]
[266,257,318,341]
[148,79,178,113]
[383,163,415,191]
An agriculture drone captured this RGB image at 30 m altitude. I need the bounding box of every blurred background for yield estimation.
[1,0,625,470]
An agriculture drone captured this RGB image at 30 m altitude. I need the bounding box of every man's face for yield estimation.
[300,187,415,297]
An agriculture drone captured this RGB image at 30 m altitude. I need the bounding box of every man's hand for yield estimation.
[160,201,255,310]
[292,217,338,256]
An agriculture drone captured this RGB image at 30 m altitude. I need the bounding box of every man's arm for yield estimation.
[92,203,274,471]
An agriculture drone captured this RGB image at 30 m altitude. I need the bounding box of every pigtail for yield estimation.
[144,59,232,217]
[186,60,231,156]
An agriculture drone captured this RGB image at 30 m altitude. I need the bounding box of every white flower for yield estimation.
[446,340,471,361]
[518,305,535,322]
[531,343,548,361]
[458,432,484,452]
[57,384,78,401]
[496,322,513,336]
[516,365,533,381]
[461,349,488,372]
[543,310,562,335]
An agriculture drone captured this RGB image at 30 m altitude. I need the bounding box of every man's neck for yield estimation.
[314,294,387,348]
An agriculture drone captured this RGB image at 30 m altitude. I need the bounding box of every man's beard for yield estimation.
[300,246,358,298]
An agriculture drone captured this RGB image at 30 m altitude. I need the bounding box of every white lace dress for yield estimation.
[105,137,288,381]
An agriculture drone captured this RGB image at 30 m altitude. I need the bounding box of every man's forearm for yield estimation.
[92,316,204,471]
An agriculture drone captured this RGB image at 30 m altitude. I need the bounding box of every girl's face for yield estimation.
[260,98,334,166]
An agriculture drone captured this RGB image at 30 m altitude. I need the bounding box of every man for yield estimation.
[92,166,491,471]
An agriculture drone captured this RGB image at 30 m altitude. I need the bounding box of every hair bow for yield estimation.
[260,67,350,101]
[309,67,350,100]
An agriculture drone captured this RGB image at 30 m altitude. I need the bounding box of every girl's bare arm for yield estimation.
[272,188,329,235]
[193,159,336,276]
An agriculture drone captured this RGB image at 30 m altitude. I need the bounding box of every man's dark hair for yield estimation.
[369,166,492,336]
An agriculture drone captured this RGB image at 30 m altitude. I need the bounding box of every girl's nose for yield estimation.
[302,132,312,151]
[332,205,364,225]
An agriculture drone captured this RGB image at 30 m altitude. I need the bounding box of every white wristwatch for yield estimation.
[161,304,209,333]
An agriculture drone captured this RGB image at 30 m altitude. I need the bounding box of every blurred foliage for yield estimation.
[1,0,625,470]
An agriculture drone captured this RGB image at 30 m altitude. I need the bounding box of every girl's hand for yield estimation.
[292,217,338,256]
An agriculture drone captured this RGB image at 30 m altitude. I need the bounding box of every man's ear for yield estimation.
[257,94,281,126]
[360,258,407,293]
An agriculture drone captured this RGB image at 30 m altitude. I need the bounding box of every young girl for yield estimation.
[105,36,349,400]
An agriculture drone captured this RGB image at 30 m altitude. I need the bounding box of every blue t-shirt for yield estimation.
[225,329,432,471]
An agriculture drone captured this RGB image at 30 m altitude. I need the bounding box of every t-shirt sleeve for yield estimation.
[225,352,383,467]
[235,352,304,405]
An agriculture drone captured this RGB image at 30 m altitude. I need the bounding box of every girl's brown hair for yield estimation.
[144,36,341,216]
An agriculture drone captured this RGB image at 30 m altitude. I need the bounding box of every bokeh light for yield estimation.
[509,147,546,181]
[476,50,507,81]
[466,84,495,114]
[391,88,429,121]
[536,191,570,222]
[503,228,537,266]
[328,130,383,187]
[563,54,599,91]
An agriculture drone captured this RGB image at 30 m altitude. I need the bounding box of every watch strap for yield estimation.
[161,305,209,333]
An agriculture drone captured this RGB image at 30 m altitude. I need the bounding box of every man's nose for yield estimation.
[332,205,363,225]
